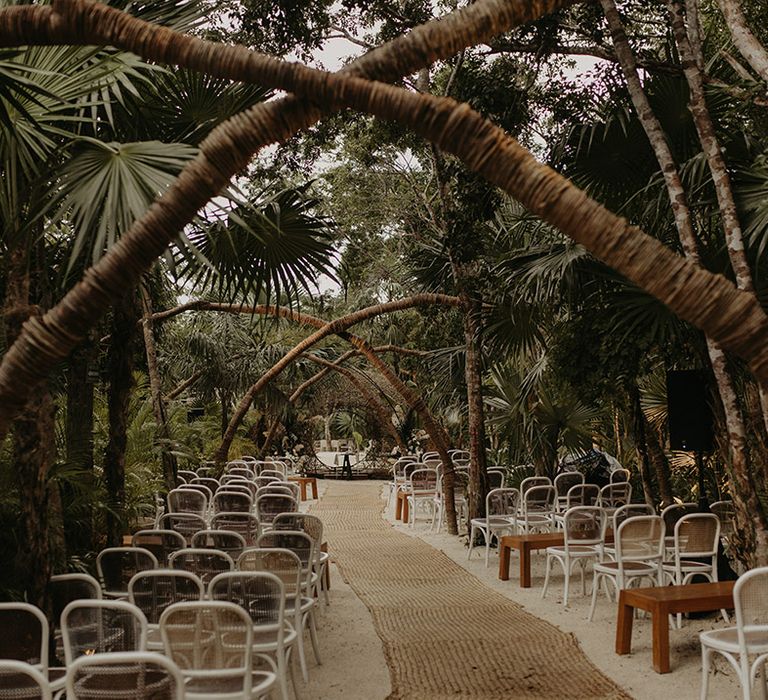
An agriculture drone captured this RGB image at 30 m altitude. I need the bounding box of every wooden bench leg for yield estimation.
[652,605,671,673]
[310,479,318,499]
[499,543,511,581]
[520,544,532,588]
[616,592,634,655]
[300,481,308,500]
[395,493,403,520]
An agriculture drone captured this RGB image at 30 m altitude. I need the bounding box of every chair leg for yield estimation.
[467,525,477,560]
[588,571,600,621]
[484,529,491,567]
[307,608,322,665]
[700,645,711,700]
[541,554,552,599]
[563,558,570,607]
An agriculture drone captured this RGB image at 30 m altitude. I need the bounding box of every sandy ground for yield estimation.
[299,479,742,699]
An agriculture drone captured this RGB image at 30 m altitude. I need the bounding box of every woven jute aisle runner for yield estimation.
[311,480,632,700]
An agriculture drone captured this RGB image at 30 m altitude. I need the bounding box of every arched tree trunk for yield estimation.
[3,0,768,445]
[303,353,407,453]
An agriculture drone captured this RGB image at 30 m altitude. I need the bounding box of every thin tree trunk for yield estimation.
[667,0,768,448]
[713,0,768,84]
[627,384,657,508]
[64,340,95,556]
[139,283,177,493]
[4,0,768,444]
[462,291,489,525]
[645,416,675,509]
[165,370,203,401]
[601,0,768,565]
[104,292,138,547]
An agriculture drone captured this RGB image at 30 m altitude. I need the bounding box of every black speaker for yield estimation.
[667,370,714,452]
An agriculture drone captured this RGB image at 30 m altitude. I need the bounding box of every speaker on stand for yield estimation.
[666,369,714,509]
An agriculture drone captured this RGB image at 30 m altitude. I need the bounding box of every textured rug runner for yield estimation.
[311,480,632,700]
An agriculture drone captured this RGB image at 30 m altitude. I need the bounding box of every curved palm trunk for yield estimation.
[139,284,177,492]
[302,354,407,452]
[212,294,461,461]
[165,370,203,401]
[2,0,768,442]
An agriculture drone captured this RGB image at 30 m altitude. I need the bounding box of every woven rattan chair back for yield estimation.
[96,548,158,598]
[487,487,519,519]
[160,601,256,692]
[212,490,252,514]
[65,651,184,700]
[660,502,698,533]
[256,494,297,526]
[61,599,148,664]
[254,475,280,489]
[523,485,556,515]
[408,468,438,493]
[158,513,207,544]
[131,530,186,566]
[178,482,214,505]
[487,469,506,490]
[674,513,720,557]
[616,515,665,563]
[168,549,234,587]
[208,572,285,628]
[0,660,52,700]
[609,468,631,484]
[191,477,220,493]
[257,530,314,579]
[566,483,600,508]
[563,507,603,553]
[191,529,247,559]
[599,482,632,509]
[210,512,261,546]
[237,548,303,599]
[128,570,204,624]
[168,488,207,517]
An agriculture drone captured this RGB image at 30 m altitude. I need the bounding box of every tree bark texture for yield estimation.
[462,291,489,525]
[714,0,768,84]
[139,284,177,493]
[601,0,768,565]
[2,0,768,443]
[626,383,658,507]
[103,292,139,547]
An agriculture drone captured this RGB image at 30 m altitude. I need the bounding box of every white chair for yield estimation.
[66,651,185,700]
[239,547,321,684]
[553,483,599,529]
[553,471,585,511]
[600,503,655,561]
[711,500,736,546]
[487,469,506,490]
[519,475,552,496]
[431,471,469,533]
[610,468,631,483]
[588,515,665,621]
[128,570,205,650]
[169,487,208,519]
[159,512,208,544]
[0,602,64,693]
[96,547,158,598]
[517,485,556,534]
[161,601,276,699]
[255,494,298,529]
[191,529,247,559]
[467,488,519,566]
[597,482,632,515]
[404,468,438,528]
[208,571,296,700]
[272,513,330,605]
[50,573,102,677]
[542,506,603,606]
[60,599,148,664]
[0,660,52,700]
[700,566,768,700]
[213,490,253,515]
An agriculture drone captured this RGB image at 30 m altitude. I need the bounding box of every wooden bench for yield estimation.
[615,581,735,673]
[498,530,614,587]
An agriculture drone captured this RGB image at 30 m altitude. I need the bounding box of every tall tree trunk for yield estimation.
[601,0,768,566]
[667,0,768,452]
[462,291,489,525]
[323,414,332,450]
[626,384,657,507]
[104,292,138,547]
[64,339,95,556]
[4,241,56,614]
[139,283,177,492]
[645,414,675,509]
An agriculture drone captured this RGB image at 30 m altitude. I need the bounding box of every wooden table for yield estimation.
[498,532,565,587]
[288,475,319,500]
[615,581,735,673]
[498,531,614,587]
